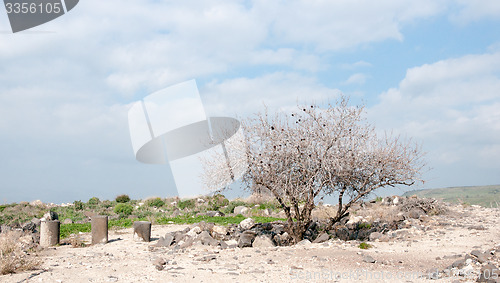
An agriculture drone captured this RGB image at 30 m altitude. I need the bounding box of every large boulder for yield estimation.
[238,231,257,248]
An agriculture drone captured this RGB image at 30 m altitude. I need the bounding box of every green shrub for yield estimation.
[73,200,84,210]
[101,200,114,208]
[88,197,100,206]
[113,203,133,216]
[146,198,165,207]
[177,199,195,210]
[115,194,131,203]
[258,201,278,211]
[208,194,229,210]
[358,222,371,229]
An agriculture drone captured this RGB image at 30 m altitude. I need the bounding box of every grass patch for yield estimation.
[59,216,286,238]
[157,215,284,226]
[358,242,372,249]
[358,222,371,229]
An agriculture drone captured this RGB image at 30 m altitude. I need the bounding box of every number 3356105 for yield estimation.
[5,2,62,14]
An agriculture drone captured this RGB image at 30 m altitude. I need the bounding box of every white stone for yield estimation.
[212,225,227,235]
[187,226,202,237]
[30,200,43,206]
[239,218,255,230]
[225,239,238,246]
[393,197,399,205]
[234,206,249,215]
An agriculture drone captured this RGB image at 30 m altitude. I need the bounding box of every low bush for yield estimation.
[73,200,84,210]
[207,194,229,211]
[146,197,165,207]
[87,197,100,206]
[113,203,133,216]
[115,194,131,203]
[177,199,195,210]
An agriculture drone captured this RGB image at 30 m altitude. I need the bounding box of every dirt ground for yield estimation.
[2,204,500,283]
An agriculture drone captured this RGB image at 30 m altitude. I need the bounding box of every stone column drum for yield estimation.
[91,215,108,244]
[133,221,151,242]
[40,220,60,247]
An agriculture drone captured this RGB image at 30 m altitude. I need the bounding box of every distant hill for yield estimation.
[403,185,500,208]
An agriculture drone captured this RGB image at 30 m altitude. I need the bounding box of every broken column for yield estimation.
[40,220,60,247]
[91,215,108,244]
[133,221,151,242]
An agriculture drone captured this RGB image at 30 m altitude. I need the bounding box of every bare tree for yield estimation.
[201,97,425,242]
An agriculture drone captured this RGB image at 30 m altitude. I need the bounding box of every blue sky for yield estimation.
[1,0,499,204]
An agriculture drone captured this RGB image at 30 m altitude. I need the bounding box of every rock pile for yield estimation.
[426,245,500,282]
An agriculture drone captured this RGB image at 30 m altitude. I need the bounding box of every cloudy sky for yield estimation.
[1,0,499,204]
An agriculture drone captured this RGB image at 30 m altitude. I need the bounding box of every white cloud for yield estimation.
[449,0,500,24]
[200,72,341,118]
[340,61,373,69]
[253,0,447,51]
[344,73,368,85]
[369,52,500,187]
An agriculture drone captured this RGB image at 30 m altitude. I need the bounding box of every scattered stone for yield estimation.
[252,235,275,248]
[211,225,228,236]
[450,259,466,269]
[30,200,43,206]
[197,255,217,262]
[469,225,487,230]
[31,218,41,227]
[187,226,202,237]
[155,234,174,247]
[42,211,59,221]
[239,218,255,230]
[62,218,73,224]
[238,231,257,248]
[234,206,249,215]
[369,232,383,242]
[199,231,218,246]
[174,231,186,243]
[407,208,425,219]
[424,268,441,280]
[225,239,238,248]
[263,208,272,216]
[205,211,224,217]
[296,239,311,246]
[312,232,329,243]
[363,255,376,263]
[477,263,500,282]
[83,211,96,219]
[471,250,489,263]
[22,222,37,232]
[153,257,166,266]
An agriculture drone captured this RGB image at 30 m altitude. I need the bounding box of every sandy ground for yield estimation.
[2,204,500,283]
